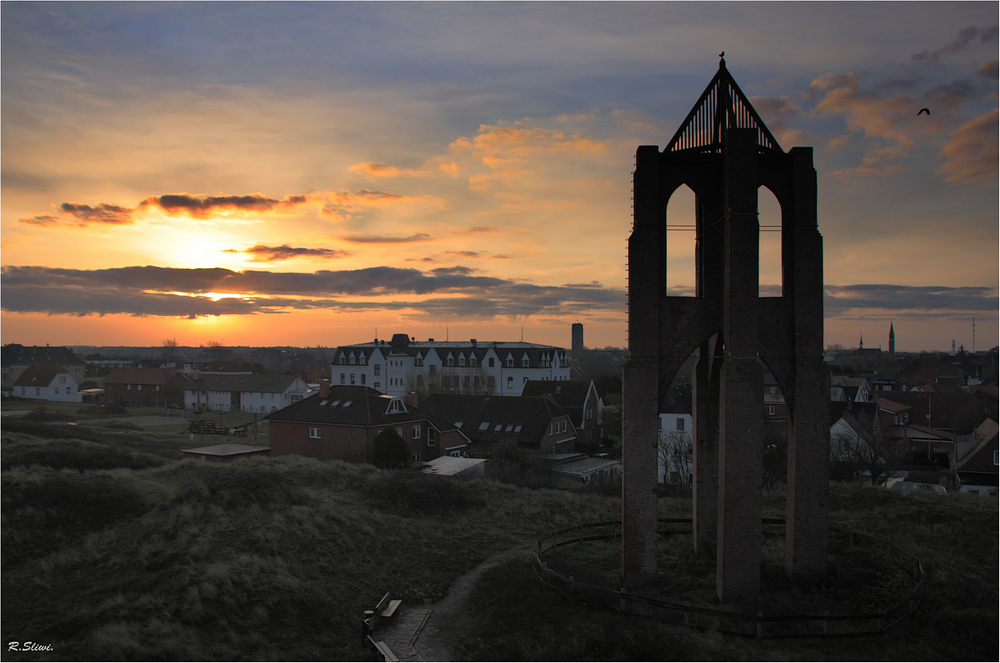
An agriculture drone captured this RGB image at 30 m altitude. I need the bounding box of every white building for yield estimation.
[12,364,83,403]
[658,411,693,484]
[332,333,571,398]
[184,374,312,413]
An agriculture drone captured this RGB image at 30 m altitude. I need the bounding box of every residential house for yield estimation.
[184,373,311,413]
[2,344,85,394]
[332,333,571,398]
[520,380,603,447]
[907,363,965,393]
[11,364,82,403]
[267,386,469,463]
[104,367,187,408]
[417,393,577,457]
[658,386,692,484]
[830,375,872,404]
[954,419,999,495]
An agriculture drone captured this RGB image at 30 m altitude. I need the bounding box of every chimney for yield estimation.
[319,379,330,397]
[404,392,419,408]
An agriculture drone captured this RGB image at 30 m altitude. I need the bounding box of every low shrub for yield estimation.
[1,419,103,442]
[364,471,485,515]
[1,440,163,472]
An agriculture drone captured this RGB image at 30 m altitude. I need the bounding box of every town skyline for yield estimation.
[2,3,997,353]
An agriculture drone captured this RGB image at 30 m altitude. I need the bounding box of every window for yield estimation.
[374,382,381,389]
[396,427,403,438]
[522,357,529,367]
[676,418,685,431]
[427,428,437,447]
[454,421,463,429]
[505,424,513,432]
[428,365,437,378]
[342,400,352,407]
[350,355,356,365]
[994,450,999,466]
[479,422,490,431]
[340,373,346,384]
[374,364,381,376]
[415,356,423,367]
[59,376,66,384]
[413,453,421,462]
[487,376,496,391]
[464,376,471,391]
[361,374,366,385]
[766,405,775,416]
[350,373,356,385]
[309,427,321,439]
[450,450,461,457]
[549,423,553,435]
[506,357,514,368]
[386,399,403,413]
[488,358,495,368]
[561,421,567,433]
[137,384,142,391]
[494,424,502,432]
[507,376,513,389]
[413,424,422,439]
[459,356,466,367]
[514,425,522,433]
[469,357,477,367]
[55,388,59,394]
[447,357,454,367]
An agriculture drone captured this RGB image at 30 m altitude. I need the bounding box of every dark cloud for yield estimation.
[19,203,134,227]
[825,284,997,317]
[140,193,307,218]
[445,250,481,258]
[431,266,475,276]
[562,281,603,288]
[0,264,626,320]
[223,244,352,262]
[975,60,999,79]
[341,233,431,243]
[912,25,999,65]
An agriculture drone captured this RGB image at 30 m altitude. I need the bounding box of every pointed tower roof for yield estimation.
[666,56,783,155]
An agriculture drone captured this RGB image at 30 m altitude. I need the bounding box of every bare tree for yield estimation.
[657,429,692,485]
[832,410,907,485]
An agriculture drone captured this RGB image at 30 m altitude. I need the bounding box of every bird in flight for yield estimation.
[917,108,931,115]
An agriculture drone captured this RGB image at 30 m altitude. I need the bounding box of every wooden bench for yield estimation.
[374,592,402,619]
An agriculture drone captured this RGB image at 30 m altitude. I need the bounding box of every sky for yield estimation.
[2,2,997,353]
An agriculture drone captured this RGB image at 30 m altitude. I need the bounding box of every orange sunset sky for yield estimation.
[2,3,997,352]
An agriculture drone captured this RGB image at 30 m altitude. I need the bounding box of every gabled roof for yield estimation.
[418,393,573,448]
[521,380,597,426]
[956,418,999,474]
[666,58,783,155]
[185,373,306,393]
[13,364,72,388]
[104,367,182,385]
[266,386,461,433]
[2,344,84,367]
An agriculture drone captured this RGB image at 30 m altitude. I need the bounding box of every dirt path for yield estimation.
[411,541,536,662]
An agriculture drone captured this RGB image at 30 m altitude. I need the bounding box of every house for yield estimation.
[331,333,571,399]
[267,385,469,463]
[184,373,311,413]
[2,344,85,394]
[830,376,872,403]
[549,453,622,483]
[520,380,603,447]
[417,393,577,457]
[907,363,965,393]
[658,387,692,484]
[11,364,82,403]
[954,419,999,495]
[104,367,187,408]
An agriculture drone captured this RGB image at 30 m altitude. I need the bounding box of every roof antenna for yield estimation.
[521,326,524,342]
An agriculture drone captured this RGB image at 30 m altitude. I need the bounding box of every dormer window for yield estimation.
[447,357,454,367]
[415,355,424,367]
[469,357,477,367]
[459,355,466,367]
[350,355,356,365]
[522,357,530,368]
[385,399,405,414]
[506,356,514,368]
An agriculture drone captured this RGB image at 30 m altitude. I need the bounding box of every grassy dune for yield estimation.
[2,418,996,661]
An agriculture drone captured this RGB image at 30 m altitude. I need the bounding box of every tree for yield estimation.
[831,410,907,485]
[657,429,692,485]
[372,428,411,469]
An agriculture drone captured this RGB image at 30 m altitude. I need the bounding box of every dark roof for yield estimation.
[519,380,595,424]
[956,419,999,475]
[185,373,306,393]
[13,364,71,388]
[266,386,460,433]
[182,444,271,457]
[2,344,84,367]
[418,393,572,448]
[104,367,181,385]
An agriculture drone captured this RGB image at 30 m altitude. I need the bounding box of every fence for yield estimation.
[533,519,926,639]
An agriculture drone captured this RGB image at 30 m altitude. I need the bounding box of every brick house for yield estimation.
[417,393,577,457]
[520,380,604,447]
[267,385,470,463]
[104,367,187,408]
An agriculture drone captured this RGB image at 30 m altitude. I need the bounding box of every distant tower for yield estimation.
[888,323,895,356]
[571,323,584,355]
[859,332,863,350]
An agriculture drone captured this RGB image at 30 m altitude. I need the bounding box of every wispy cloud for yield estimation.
[19,202,135,227]
[911,25,999,65]
[825,284,998,317]
[937,108,999,185]
[341,233,432,244]
[222,244,353,262]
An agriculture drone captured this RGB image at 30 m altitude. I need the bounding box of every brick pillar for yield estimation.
[692,335,719,555]
[784,147,829,578]
[622,145,662,586]
[716,129,763,604]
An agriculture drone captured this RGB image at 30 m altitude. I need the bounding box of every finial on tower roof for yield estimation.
[719,51,726,67]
